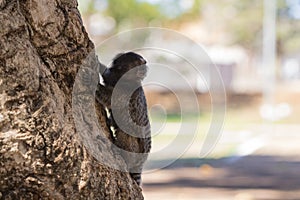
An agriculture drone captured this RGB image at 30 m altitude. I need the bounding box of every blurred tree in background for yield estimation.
[277,0,300,56]
[106,0,163,27]
[78,0,300,57]
[224,1,263,49]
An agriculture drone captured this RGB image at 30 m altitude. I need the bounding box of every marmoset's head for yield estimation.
[109,52,148,82]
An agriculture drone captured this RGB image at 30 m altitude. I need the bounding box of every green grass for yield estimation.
[150,112,211,123]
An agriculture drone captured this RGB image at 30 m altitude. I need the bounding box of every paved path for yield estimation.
[143,124,300,200]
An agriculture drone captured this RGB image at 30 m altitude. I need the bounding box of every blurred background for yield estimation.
[78,0,300,199]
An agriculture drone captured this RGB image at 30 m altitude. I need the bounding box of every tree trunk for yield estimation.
[0,0,143,199]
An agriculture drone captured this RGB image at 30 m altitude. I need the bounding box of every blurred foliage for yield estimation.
[171,0,203,23]
[277,0,300,55]
[105,0,163,26]
[226,1,263,49]
[78,0,203,26]
[78,0,300,55]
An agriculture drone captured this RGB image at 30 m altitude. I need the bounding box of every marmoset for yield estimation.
[95,52,151,185]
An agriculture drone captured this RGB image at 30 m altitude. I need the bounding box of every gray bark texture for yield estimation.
[0,0,143,199]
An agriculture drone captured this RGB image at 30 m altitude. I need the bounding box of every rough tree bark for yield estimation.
[0,0,143,199]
